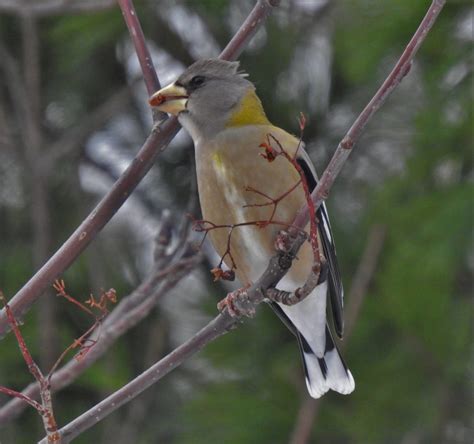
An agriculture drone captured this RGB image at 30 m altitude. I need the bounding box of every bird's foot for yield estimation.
[217,286,255,318]
[265,261,329,306]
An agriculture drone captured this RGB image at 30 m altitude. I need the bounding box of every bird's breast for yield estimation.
[195,126,312,285]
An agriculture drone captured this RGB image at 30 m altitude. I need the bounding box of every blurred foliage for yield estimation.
[0,0,472,443]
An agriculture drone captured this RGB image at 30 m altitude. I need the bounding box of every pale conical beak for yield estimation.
[149,83,188,115]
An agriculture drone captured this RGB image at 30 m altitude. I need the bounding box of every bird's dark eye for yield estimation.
[189,75,206,89]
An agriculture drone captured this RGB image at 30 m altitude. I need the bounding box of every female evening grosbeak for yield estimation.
[149,59,354,398]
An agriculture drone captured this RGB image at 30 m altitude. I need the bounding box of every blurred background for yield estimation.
[0,0,472,443]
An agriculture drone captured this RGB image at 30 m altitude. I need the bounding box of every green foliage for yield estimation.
[179,383,297,444]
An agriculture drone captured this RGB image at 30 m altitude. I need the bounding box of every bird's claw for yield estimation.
[217,287,255,318]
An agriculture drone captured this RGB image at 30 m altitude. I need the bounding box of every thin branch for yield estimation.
[39,313,236,444]
[288,225,386,444]
[117,0,166,123]
[0,293,60,443]
[0,386,44,412]
[0,0,280,340]
[0,243,200,424]
[291,0,446,232]
[219,0,281,61]
[117,0,160,97]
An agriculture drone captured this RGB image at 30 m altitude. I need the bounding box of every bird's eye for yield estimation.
[189,75,206,88]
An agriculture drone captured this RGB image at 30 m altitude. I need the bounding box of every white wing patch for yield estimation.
[277,277,328,357]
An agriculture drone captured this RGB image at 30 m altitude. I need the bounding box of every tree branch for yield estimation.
[117,0,160,96]
[219,0,281,61]
[39,312,236,443]
[0,293,60,443]
[0,248,201,425]
[0,0,280,340]
[291,0,446,232]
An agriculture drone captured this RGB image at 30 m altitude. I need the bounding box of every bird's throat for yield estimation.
[225,89,270,128]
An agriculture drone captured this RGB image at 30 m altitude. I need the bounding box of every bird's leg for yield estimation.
[265,260,328,306]
[217,285,255,318]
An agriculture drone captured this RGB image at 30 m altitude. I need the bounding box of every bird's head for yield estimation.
[149,59,269,141]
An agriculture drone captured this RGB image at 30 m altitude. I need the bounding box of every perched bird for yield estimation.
[149,59,354,398]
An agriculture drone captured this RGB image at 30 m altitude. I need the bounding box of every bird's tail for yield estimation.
[298,324,355,398]
[269,301,354,398]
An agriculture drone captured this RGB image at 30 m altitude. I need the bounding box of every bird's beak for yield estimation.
[149,83,188,115]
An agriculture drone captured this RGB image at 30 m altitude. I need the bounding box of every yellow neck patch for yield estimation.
[226,89,270,127]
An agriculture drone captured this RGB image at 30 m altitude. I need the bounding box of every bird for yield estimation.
[149,59,355,398]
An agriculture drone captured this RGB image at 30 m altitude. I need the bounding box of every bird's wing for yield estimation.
[295,147,345,338]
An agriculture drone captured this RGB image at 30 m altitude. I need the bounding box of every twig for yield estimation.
[192,217,298,279]
[39,1,444,440]
[0,247,200,424]
[0,386,44,412]
[117,0,160,96]
[117,0,166,122]
[0,293,60,443]
[288,225,386,444]
[39,313,237,444]
[0,0,280,339]
[220,0,281,61]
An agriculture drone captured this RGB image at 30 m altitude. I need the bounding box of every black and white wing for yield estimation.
[267,144,353,398]
[295,149,345,338]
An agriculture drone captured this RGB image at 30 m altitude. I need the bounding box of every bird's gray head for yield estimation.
[149,59,263,142]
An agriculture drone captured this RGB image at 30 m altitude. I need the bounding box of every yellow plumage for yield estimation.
[196,123,313,286]
[225,89,270,127]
